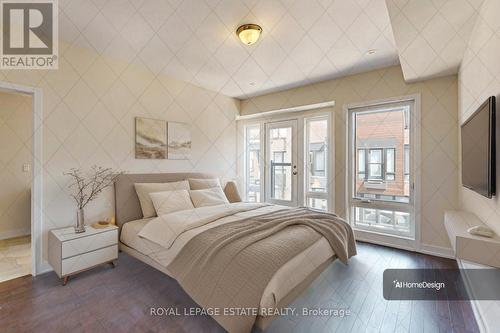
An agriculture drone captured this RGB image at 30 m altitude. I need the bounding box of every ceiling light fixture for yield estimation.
[367,49,377,55]
[236,24,262,45]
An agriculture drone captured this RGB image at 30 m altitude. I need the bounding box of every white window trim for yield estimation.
[344,94,421,251]
[0,81,43,276]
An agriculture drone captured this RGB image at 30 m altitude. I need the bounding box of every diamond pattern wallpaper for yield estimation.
[0,41,239,270]
[458,6,500,327]
[241,65,459,251]
[386,0,485,82]
[459,0,500,238]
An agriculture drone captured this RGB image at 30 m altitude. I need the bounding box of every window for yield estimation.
[355,207,410,231]
[273,151,285,163]
[245,125,261,202]
[385,148,395,180]
[357,149,366,179]
[310,143,326,177]
[368,149,382,179]
[404,144,409,181]
[357,148,396,181]
[349,100,415,239]
[313,149,325,174]
[305,117,329,210]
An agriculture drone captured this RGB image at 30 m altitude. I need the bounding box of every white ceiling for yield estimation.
[386,0,484,82]
[59,0,399,99]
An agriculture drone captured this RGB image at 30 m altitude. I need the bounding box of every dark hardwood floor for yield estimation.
[0,242,478,333]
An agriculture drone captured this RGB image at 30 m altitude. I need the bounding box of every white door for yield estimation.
[265,120,298,206]
[347,99,418,241]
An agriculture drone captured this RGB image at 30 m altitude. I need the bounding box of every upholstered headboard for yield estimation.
[114,172,214,227]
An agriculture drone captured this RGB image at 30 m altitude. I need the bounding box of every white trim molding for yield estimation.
[0,81,43,276]
[419,243,455,259]
[236,101,335,120]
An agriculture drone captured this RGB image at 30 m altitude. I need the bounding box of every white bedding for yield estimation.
[120,203,335,309]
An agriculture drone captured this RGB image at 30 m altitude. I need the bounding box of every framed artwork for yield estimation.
[167,122,191,160]
[135,117,167,159]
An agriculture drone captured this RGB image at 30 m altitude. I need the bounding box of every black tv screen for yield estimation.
[461,96,496,198]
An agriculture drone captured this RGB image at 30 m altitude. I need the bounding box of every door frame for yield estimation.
[265,119,299,206]
[0,81,43,276]
[344,94,421,251]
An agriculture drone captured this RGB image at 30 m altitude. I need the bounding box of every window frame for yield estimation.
[346,95,421,244]
[304,115,330,211]
[404,144,410,181]
[385,148,396,180]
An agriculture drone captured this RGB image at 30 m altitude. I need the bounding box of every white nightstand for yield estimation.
[48,225,118,285]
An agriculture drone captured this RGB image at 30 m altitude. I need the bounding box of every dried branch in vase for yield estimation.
[64,166,123,210]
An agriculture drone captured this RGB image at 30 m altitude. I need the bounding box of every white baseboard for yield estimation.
[418,243,455,259]
[356,235,416,252]
[457,259,491,333]
[357,236,455,259]
[0,228,30,240]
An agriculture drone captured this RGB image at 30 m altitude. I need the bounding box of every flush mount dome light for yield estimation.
[236,24,262,45]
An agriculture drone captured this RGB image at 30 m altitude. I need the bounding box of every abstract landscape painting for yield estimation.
[135,117,167,159]
[168,122,191,160]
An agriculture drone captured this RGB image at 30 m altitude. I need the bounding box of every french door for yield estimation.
[265,120,298,206]
[347,98,419,241]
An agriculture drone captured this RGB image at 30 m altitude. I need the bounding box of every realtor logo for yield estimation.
[0,0,58,69]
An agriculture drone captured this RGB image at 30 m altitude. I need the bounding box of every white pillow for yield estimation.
[134,180,189,218]
[188,178,221,190]
[149,190,194,216]
[189,187,229,208]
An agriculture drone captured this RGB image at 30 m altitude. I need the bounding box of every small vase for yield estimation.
[75,208,86,233]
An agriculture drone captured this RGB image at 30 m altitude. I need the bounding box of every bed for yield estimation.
[115,173,356,332]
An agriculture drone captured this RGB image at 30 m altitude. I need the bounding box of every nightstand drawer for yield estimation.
[62,229,117,259]
[62,245,117,276]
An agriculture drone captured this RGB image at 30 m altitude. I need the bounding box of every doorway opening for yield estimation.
[0,82,41,280]
[0,90,33,282]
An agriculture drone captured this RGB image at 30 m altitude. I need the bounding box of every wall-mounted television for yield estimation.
[461,96,496,198]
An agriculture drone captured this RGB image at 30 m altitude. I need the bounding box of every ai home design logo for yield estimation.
[0,0,58,69]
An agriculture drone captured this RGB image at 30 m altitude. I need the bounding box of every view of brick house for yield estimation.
[355,109,410,202]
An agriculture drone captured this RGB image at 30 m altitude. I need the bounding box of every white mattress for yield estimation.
[120,206,335,309]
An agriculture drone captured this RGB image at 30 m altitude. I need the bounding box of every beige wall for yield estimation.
[241,65,459,250]
[0,42,239,267]
[0,92,32,239]
[459,0,500,235]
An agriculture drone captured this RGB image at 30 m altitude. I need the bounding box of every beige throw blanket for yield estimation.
[167,207,356,333]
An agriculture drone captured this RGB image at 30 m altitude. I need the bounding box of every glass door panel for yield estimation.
[244,125,261,202]
[305,116,329,211]
[265,120,298,206]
